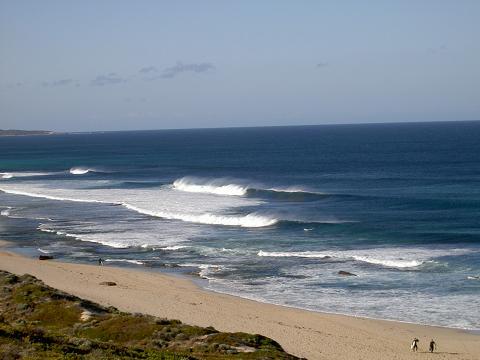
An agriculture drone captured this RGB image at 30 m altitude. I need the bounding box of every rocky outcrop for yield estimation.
[338,270,357,276]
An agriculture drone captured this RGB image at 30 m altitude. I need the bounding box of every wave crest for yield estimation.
[172,177,323,198]
[123,203,277,227]
[70,167,92,175]
[173,177,248,196]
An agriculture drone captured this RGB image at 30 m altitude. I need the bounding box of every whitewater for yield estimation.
[0,179,277,228]
[1,123,479,330]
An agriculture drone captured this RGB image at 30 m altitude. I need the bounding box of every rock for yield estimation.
[338,270,357,276]
[38,255,53,260]
[163,263,180,268]
[99,281,117,286]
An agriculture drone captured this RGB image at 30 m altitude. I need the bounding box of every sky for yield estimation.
[1,1,479,131]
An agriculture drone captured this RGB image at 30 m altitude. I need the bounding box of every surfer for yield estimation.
[411,338,419,352]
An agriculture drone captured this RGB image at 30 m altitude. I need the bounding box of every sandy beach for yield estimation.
[0,247,477,360]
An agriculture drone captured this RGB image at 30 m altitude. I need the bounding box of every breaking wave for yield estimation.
[70,167,94,175]
[172,177,323,198]
[257,249,438,269]
[69,167,112,175]
[123,203,277,227]
[1,172,54,179]
[0,187,276,228]
[173,177,248,196]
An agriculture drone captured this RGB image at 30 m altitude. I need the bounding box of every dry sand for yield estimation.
[0,249,478,359]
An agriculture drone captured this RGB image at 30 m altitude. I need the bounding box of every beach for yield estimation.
[0,248,478,360]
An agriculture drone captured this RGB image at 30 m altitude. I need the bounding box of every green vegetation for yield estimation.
[0,271,301,359]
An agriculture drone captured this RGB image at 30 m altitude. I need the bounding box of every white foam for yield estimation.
[1,207,12,216]
[54,231,78,238]
[0,188,113,204]
[173,177,248,196]
[123,203,277,227]
[38,226,56,233]
[70,167,91,175]
[0,180,275,228]
[266,186,321,194]
[352,255,423,268]
[1,171,53,179]
[37,225,80,239]
[257,248,469,269]
[181,263,224,279]
[104,259,144,265]
[258,250,333,259]
[172,177,323,197]
[160,245,188,251]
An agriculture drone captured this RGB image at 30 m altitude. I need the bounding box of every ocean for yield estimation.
[1,121,479,330]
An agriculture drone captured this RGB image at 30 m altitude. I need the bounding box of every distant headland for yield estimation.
[0,129,55,136]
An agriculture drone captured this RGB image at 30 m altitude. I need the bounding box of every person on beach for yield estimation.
[411,338,419,352]
[429,339,436,353]
[98,258,104,266]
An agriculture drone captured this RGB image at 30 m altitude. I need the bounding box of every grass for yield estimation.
[0,270,302,359]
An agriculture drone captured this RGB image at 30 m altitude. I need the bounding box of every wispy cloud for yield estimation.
[139,66,157,74]
[428,45,447,54]
[160,62,215,79]
[90,73,126,86]
[42,79,75,87]
[6,82,24,88]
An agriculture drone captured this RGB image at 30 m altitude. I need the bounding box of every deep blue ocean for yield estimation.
[1,121,479,329]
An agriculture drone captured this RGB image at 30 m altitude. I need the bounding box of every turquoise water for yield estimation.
[1,121,479,329]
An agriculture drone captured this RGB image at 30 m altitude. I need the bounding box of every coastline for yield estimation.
[0,247,478,359]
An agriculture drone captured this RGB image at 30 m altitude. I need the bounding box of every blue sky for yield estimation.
[1,1,479,131]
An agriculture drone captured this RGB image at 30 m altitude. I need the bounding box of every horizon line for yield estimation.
[4,119,480,134]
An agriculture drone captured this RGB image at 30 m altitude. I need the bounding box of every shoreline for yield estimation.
[6,240,478,333]
[204,285,480,334]
[0,247,478,359]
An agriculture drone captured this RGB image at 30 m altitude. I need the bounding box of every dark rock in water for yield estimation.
[99,281,117,286]
[38,255,53,260]
[163,263,181,268]
[338,270,357,276]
